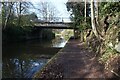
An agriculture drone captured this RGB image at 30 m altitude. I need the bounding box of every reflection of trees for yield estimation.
[3,54,36,78]
[3,58,24,78]
[3,59,14,78]
[52,35,67,47]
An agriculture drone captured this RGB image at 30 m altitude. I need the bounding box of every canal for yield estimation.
[2,36,68,78]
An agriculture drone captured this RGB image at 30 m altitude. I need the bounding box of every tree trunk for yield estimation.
[96,0,99,26]
[3,2,14,29]
[85,0,87,22]
[18,2,22,27]
[91,0,99,38]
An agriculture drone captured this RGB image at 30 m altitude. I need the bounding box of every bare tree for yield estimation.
[2,2,15,30]
[17,2,22,26]
[38,2,59,21]
[15,2,33,26]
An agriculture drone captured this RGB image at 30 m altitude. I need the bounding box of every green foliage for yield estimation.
[66,2,91,40]
[98,3,120,72]
[100,2,120,16]
[79,21,91,31]
[66,2,90,29]
[99,46,119,63]
[20,15,33,26]
[2,2,7,27]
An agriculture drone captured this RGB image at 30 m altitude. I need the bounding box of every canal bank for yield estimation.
[34,38,106,78]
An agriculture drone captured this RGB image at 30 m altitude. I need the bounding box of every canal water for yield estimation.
[2,36,68,78]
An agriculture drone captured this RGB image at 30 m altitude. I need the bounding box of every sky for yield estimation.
[49,0,70,17]
[29,0,71,22]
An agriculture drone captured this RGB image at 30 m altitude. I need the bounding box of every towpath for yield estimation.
[34,38,105,78]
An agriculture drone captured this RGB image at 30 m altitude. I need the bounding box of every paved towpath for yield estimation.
[34,39,105,78]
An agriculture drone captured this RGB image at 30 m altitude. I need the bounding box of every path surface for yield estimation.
[34,39,105,78]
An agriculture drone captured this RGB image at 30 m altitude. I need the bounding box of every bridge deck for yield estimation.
[34,38,106,78]
[34,21,76,29]
[35,21,73,24]
[34,26,78,29]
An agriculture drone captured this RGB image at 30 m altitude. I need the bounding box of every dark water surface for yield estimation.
[2,37,67,78]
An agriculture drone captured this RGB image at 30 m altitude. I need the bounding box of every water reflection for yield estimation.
[2,37,67,78]
[3,57,48,78]
[52,36,67,47]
